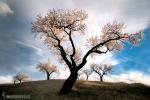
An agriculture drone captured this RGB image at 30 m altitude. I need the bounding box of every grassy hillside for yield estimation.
[0,80,150,100]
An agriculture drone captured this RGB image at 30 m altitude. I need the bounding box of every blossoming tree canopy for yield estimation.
[32,9,144,95]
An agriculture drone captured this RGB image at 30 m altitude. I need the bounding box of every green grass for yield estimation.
[0,80,150,100]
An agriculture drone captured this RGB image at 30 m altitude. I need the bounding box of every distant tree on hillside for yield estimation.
[36,59,59,80]
[82,69,93,80]
[91,64,112,82]
[77,70,83,80]
[13,73,29,84]
[32,9,144,95]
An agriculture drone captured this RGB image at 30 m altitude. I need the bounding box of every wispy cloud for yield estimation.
[15,40,44,56]
[0,1,14,15]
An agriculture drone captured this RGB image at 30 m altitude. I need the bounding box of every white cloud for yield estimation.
[87,52,119,66]
[0,76,13,84]
[73,0,150,33]
[57,68,70,79]
[104,71,150,86]
[0,1,14,15]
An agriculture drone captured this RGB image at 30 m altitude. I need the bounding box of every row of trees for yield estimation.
[13,58,112,84]
[13,59,59,84]
[78,64,112,82]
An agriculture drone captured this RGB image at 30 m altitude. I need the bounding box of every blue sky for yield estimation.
[0,0,150,85]
[113,27,150,74]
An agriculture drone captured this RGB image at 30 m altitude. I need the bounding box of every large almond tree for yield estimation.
[32,9,144,95]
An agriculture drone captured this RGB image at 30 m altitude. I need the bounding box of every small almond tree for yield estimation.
[36,59,58,80]
[13,73,29,84]
[82,69,93,80]
[91,64,112,82]
[77,70,83,80]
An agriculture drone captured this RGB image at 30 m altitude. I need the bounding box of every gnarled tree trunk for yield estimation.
[19,80,21,84]
[46,72,50,80]
[86,75,88,80]
[59,70,78,95]
[100,75,104,82]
